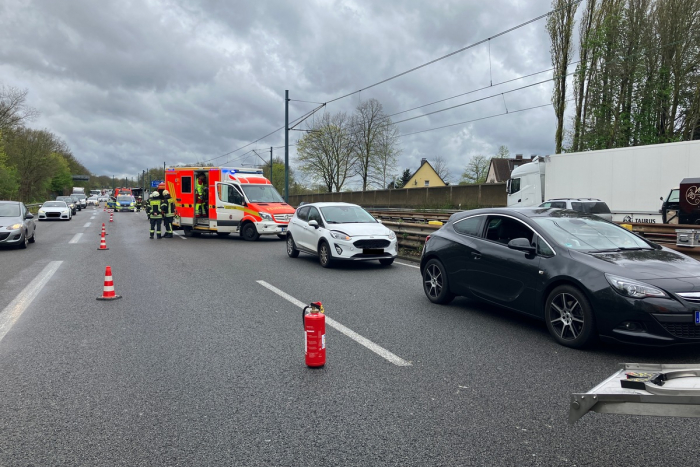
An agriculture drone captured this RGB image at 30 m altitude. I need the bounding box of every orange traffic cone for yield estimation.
[109,212,114,223]
[100,223,108,236]
[96,266,122,300]
[97,231,109,250]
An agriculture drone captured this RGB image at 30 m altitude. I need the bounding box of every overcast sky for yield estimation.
[0,0,570,187]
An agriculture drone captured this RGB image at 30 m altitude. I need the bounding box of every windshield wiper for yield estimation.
[589,247,650,253]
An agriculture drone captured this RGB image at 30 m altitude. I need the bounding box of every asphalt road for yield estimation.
[2,206,700,466]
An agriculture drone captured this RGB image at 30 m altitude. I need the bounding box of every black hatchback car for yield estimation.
[420,208,700,348]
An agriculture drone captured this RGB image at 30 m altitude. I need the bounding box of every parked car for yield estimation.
[420,207,700,348]
[115,195,136,212]
[538,198,613,221]
[0,201,36,249]
[87,196,99,206]
[38,201,72,221]
[69,194,83,211]
[286,202,398,267]
[97,195,109,203]
[56,196,78,214]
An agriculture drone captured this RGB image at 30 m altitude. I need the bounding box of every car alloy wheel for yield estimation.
[18,233,28,249]
[28,231,36,243]
[319,241,333,268]
[545,285,595,348]
[287,235,299,258]
[422,259,455,304]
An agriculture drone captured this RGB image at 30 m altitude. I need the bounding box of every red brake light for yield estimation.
[425,235,431,243]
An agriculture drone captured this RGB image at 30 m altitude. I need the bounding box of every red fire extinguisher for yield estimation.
[303,301,326,368]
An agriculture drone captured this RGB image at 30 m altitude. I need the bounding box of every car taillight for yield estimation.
[425,235,430,243]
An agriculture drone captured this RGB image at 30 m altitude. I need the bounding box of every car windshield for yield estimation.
[319,205,377,224]
[668,189,680,202]
[117,196,132,202]
[44,202,66,207]
[240,185,284,203]
[533,216,651,252]
[0,204,20,217]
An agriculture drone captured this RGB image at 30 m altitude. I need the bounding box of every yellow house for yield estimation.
[405,158,446,188]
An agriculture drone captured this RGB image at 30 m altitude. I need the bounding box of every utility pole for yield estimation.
[285,90,289,202]
[270,147,273,182]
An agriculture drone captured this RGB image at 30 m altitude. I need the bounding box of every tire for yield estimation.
[217,232,230,237]
[241,223,260,241]
[28,230,36,243]
[544,285,596,349]
[318,241,333,268]
[183,227,193,237]
[422,258,455,304]
[379,258,394,266]
[287,235,299,258]
[18,233,28,249]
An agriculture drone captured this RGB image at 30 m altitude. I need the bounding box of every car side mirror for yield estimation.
[660,196,663,201]
[25,212,34,219]
[308,220,319,229]
[508,237,535,253]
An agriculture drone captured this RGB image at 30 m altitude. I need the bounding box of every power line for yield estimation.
[323,0,583,105]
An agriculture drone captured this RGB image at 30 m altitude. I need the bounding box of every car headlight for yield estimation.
[39,209,45,213]
[330,231,352,241]
[605,274,667,299]
[259,212,273,221]
[130,203,135,206]
[388,231,396,240]
[6,223,22,230]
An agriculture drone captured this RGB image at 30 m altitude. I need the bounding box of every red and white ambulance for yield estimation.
[165,167,296,240]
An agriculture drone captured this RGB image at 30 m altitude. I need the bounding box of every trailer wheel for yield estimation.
[241,223,260,241]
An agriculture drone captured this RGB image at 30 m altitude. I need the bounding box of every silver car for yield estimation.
[0,201,36,249]
[38,201,72,221]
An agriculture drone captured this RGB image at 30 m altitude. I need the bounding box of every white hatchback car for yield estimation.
[286,202,398,267]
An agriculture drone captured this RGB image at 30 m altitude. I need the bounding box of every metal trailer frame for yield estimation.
[569,363,700,424]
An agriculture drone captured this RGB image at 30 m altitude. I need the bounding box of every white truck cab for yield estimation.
[506,160,545,207]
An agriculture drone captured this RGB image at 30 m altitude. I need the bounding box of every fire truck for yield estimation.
[165,167,296,240]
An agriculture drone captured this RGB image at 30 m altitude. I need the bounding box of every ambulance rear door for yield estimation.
[215,182,246,232]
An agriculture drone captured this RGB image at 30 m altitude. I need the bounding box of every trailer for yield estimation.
[507,140,700,223]
[569,363,700,423]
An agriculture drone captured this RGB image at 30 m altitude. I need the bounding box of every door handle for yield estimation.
[217,206,223,208]
[471,252,481,260]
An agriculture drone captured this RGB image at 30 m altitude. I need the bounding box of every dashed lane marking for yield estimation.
[68,233,83,244]
[256,280,412,367]
[0,261,63,344]
[395,261,420,269]
[83,222,91,228]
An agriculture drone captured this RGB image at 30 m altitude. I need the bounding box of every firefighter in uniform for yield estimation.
[135,197,143,212]
[162,190,175,238]
[195,174,207,217]
[148,192,164,239]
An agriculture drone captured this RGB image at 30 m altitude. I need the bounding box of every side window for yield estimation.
[182,176,192,194]
[571,202,583,212]
[552,202,567,209]
[508,178,521,194]
[453,216,483,237]
[308,207,323,226]
[485,216,534,245]
[535,236,555,256]
[541,202,552,208]
[228,186,244,205]
[297,206,310,222]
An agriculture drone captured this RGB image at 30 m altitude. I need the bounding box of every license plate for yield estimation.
[696,311,700,325]
[280,226,286,232]
[363,249,383,255]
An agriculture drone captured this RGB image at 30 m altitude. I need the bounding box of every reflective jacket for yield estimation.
[149,199,163,219]
[164,196,175,217]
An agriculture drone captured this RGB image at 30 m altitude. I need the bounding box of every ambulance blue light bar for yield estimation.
[223,167,264,175]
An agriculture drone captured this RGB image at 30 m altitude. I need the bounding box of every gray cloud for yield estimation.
[0,0,560,185]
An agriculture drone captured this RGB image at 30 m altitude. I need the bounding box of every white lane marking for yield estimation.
[395,261,420,269]
[0,261,63,344]
[90,217,96,220]
[68,233,83,244]
[173,232,187,240]
[256,280,411,367]
[83,222,91,228]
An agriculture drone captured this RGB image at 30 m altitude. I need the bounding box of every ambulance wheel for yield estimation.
[318,241,333,268]
[287,235,299,258]
[241,223,259,241]
[183,227,193,237]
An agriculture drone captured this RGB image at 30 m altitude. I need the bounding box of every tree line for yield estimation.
[548,0,700,153]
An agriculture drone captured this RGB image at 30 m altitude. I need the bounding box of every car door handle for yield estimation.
[217,206,223,208]
[471,252,481,260]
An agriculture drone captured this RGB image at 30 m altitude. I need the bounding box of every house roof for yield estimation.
[489,158,513,182]
[406,159,446,186]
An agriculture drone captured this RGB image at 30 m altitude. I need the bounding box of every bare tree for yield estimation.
[547,0,578,154]
[0,86,38,131]
[368,124,400,189]
[461,155,490,184]
[296,111,356,192]
[494,145,510,158]
[432,154,451,183]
